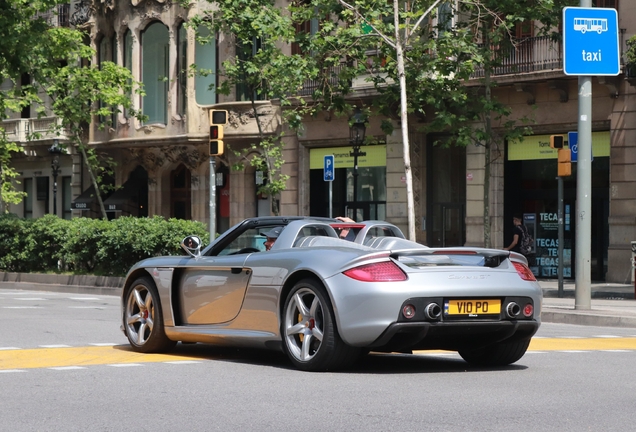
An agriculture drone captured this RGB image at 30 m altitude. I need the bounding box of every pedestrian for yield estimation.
[504,214,524,254]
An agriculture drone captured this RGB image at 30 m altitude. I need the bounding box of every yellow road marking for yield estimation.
[1,338,636,371]
[0,346,206,371]
[413,337,636,356]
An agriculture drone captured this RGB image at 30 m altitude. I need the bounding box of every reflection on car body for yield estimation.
[122,216,541,371]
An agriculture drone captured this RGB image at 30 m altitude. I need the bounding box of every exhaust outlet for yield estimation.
[506,302,521,318]
[424,303,442,320]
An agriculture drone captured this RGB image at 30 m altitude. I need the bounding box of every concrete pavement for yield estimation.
[2,271,636,328]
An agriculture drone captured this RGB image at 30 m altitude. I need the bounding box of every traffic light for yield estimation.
[550,135,564,149]
[557,148,571,177]
[209,109,228,157]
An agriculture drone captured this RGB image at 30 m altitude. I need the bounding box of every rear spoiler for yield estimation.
[390,248,513,268]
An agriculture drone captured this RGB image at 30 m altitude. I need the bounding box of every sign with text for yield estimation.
[563,7,619,76]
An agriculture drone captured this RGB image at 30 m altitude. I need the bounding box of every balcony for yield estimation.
[299,63,350,96]
[2,117,71,143]
[471,35,562,79]
[36,4,71,28]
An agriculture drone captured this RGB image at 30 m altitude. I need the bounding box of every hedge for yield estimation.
[0,214,210,276]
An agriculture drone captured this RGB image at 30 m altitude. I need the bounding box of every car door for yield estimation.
[178,227,269,325]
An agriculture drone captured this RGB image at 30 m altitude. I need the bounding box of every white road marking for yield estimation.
[0,347,20,351]
[69,297,99,301]
[3,306,42,309]
[108,363,142,367]
[164,361,202,365]
[38,345,72,348]
[0,370,26,373]
[49,366,87,371]
[89,343,118,347]
[14,298,46,301]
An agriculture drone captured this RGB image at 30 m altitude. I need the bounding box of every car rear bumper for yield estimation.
[366,319,539,352]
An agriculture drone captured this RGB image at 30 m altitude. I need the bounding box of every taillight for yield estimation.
[513,262,536,281]
[343,261,407,282]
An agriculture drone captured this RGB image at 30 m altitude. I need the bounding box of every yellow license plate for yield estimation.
[445,299,501,316]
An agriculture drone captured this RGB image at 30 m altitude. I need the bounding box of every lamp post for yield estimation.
[349,108,367,217]
[48,141,63,216]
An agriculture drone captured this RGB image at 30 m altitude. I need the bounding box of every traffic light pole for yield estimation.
[558,176,564,298]
[209,157,216,242]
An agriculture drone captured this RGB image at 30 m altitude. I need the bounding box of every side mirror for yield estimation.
[181,235,202,257]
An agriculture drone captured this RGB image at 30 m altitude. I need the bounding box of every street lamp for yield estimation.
[349,108,367,216]
[48,140,63,216]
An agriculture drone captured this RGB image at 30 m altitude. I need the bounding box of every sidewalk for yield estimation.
[2,272,636,328]
[540,280,636,328]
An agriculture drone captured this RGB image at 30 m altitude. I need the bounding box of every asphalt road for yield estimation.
[2,289,636,431]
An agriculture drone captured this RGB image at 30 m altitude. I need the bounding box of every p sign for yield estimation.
[324,155,334,181]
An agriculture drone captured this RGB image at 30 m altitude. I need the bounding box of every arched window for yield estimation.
[142,22,169,124]
[170,164,191,220]
[195,25,216,105]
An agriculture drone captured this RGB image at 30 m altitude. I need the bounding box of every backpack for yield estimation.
[519,224,534,256]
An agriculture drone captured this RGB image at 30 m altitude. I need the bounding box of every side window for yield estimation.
[217,227,272,255]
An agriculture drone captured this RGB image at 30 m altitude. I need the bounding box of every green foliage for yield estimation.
[626,35,636,76]
[0,215,210,276]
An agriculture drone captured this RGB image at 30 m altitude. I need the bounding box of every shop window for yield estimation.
[62,176,72,220]
[142,22,169,124]
[170,164,191,220]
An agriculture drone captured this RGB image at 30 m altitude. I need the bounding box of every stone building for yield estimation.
[3,0,635,283]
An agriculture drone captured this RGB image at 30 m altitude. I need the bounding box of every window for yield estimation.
[594,0,617,8]
[23,178,33,219]
[177,24,188,115]
[142,22,169,124]
[123,29,133,118]
[235,37,265,101]
[195,25,216,105]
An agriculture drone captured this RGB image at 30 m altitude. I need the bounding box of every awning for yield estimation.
[103,177,144,212]
[71,185,98,211]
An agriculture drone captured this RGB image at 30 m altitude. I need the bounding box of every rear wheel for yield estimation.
[281,278,359,371]
[124,276,176,353]
[458,338,531,367]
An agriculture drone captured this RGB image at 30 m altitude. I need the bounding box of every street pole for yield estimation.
[209,157,216,243]
[558,176,564,298]
[575,0,592,309]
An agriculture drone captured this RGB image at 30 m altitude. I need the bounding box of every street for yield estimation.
[2,289,636,431]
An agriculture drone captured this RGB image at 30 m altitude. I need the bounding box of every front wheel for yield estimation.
[124,276,176,353]
[458,338,531,367]
[281,278,359,371]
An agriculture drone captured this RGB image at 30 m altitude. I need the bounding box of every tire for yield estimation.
[123,276,176,353]
[458,338,531,367]
[281,278,359,371]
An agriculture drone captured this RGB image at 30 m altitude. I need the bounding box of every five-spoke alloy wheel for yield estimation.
[124,276,176,353]
[282,278,359,371]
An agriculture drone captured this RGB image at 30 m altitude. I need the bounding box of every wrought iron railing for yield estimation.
[299,63,350,96]
[471,35,562,78]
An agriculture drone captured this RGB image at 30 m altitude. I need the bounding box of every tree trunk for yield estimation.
[483,24,492,248]
[394,0,416,241]
[78,141,108,220]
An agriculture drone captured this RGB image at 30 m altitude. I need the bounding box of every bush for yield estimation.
[0,215,210,276]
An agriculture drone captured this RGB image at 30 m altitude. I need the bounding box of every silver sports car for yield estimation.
[121,216,541,371]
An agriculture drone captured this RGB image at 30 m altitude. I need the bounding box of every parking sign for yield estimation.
[324,155,334,181]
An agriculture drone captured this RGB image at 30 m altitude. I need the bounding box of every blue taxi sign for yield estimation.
[563,7,619,76]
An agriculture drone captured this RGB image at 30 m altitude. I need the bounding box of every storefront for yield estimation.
[504,132,610,280]
[309,145,387,221]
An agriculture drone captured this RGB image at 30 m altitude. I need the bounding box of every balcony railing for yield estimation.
[299,63,349,96]
[1,117,70,143]
[35,3,71,28]
[472,35,562,78]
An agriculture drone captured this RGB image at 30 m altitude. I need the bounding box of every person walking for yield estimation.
[504,214,525,254]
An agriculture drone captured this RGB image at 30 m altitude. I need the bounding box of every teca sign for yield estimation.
[563,7,619,76]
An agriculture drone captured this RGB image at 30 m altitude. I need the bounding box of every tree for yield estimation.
[0,1,142,219]
[0,0,61,211]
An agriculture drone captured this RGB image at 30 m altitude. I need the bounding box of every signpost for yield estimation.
[563,3,619,310]
[324,155,334,218]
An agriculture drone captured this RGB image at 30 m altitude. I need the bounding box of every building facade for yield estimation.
[3,0,635,283]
